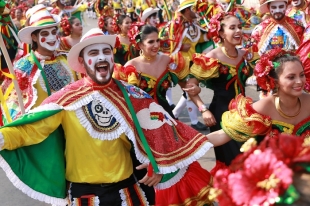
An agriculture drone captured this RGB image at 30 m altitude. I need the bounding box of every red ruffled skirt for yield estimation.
[155,161,213,206]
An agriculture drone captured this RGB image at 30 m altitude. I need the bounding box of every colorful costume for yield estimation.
[251,16,304,55]
[114,42,139,66]
[59,36,72,52]
[115,54,188,117]
[216,94,310,205]
[286,0,310,28]
[1,52,77,122]
[189,52,256,165]
[0,78,214,205]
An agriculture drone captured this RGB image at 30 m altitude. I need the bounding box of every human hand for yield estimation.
[180,43,191,52]
[183,83,201,96]
[136,164,163,186]
[202,110,216,127]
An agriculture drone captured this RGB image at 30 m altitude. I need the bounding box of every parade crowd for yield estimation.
[0,0,310,205]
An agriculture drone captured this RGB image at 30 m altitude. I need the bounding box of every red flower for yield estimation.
[127,22,145,49]
[140,79,148,90]
[219,65,228,74]
[254,48,295,92]
[161,80,170,90]
[115,36,121,49]
[229,149,292,205]
[207,12,234,43]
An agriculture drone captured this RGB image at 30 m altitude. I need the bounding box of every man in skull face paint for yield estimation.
[0,27,223,205]
[286,0,310,28]
[251,0,304,55]
[0,4,77,123]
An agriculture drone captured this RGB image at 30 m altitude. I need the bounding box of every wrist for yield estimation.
[198,104,209,113]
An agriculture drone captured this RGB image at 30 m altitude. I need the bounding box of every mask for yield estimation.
[39,27,59,52]
[83,43,114,85]
[149,16,157,26]
[292,0,302,7]
[269,1,287,20]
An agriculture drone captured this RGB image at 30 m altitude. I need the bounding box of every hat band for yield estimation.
[82,33,105,41]
[30,16,56,27]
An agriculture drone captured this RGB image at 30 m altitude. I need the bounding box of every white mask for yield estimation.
[39,27,59,52]
[83,43,114,85]
[220,2,229,11]
[269,1,287,20]
[292,0,302,7]
[148,15,157,26]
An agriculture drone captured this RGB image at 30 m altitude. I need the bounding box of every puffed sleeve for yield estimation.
[189,53,220,81]
[169,52,190,81]
[221,94,272,142]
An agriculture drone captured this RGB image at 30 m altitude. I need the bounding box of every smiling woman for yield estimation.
[185,11,258,166]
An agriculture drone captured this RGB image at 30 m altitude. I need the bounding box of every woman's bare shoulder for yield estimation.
[205,48,220,58]
[252,96,274,116]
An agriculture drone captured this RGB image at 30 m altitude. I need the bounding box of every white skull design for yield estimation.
[91,100,113,127]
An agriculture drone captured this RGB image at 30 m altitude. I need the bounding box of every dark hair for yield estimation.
[117,15,130,25]
[135,25,158,42]
[104,16,112,28]
[68,16,78,25]
[269,55,302,80]
[31,29,41,51]
[180,7,189,15]
[218,15,239,42]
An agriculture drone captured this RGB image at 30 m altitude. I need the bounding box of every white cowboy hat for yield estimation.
[18,4,60,44]
[67,28,117,74]
[38,0,48,4]
[259,0,288,14]
[141,7,159,22]
[178,0,195,12]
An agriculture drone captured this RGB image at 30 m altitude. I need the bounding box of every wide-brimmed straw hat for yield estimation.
[67,28,116,74]
[141,7,159,22]
[18,4,60,44]
[259,0,288,14]
[178,0,195,11]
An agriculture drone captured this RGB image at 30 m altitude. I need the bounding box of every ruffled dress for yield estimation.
[114,42,139,66]
[189,53,254,165]
[118,57,189,118]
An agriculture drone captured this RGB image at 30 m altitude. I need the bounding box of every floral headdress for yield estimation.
[207,12,234,43]
[97,5,113,31]
[127,22,145,49]
[60,16,71,36]
[254,48,294,92]
[211,133,310,205]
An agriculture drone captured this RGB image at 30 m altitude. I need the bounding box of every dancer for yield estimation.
[207,48,310,206]
[59,16,83,54]
[186,12,257,165]
[0,28,230,206]
[1,5,77,122]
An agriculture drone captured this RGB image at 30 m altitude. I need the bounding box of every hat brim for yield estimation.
[67,35,117,74]
[260,0,288,13]
[18,14,61,44]
[141,8,159,22]
[177,4,193,12]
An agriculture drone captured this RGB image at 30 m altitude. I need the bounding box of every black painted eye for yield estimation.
[95,104,103,113]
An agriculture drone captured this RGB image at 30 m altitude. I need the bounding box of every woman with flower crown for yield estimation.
[205,48,310,205]
[185,12,258,166]
[114,14,140,65]
[58,16,83,55]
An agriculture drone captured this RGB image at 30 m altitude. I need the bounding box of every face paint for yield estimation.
[38,27,59,51]
[220,2,229,11]
[269,1,287,20]
[83,43,114,85]
[292,0,302,7]
[148,16,157,26]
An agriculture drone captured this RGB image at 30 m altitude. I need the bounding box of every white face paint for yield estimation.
[148,15,157,26]
[292,0,302,7]
[220,2,229,11]
[269,1,287,20]
[83,43,114,85]
[39,27,59,52]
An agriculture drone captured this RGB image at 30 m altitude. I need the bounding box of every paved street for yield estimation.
[0,14,259,205]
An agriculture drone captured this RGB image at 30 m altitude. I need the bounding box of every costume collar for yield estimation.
[84,77,114,91]
[34,50,56,61]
